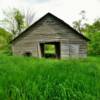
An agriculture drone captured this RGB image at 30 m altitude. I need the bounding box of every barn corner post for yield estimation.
[37,42,43,58]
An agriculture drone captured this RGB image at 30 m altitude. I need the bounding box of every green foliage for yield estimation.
[73,11,100,56]
[14,9,25,33]
[73,10,87,33]
[83,19,100,55]
[0,55,100,100]
[0,28,11,40]
[73,20,82,32]
[45,44,55,54]
[1,8,27,35]
[0,28,12,54]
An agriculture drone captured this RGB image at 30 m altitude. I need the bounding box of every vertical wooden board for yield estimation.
[61,42,70,58]
[69,44,79,57]
[29,42,38,57]
[37,42,42,58]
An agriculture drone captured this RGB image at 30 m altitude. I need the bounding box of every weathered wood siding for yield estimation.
[12,14,88,58]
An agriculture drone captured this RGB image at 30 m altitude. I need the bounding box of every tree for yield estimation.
[25,9,35,26]
[1,9,17,35]
[0,8,25,35]
[73,11,100,55]
[83,18,100,55]
[73,20,82,33]
[0,8,35,36]
[14,9,25,33]
[73,10,87,33]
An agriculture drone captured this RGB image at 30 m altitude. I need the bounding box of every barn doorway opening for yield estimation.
[40,42,60,59]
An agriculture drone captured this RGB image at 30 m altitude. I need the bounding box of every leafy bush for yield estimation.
[0,28,12,55]
[83,18,100,55]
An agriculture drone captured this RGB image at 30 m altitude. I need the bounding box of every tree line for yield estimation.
[0,9,100,56]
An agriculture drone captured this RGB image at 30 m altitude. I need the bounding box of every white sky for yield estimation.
[0,0,100,26]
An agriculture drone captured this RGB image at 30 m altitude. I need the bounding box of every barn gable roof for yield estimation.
[11,12,90,43]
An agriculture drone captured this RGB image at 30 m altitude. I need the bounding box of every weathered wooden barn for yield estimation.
[11,13,89,59]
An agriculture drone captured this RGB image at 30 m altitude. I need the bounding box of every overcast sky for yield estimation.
[0,0,100,25]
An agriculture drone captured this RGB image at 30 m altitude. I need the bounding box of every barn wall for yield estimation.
[12,14,88,58]
[60,40,87,58]
[12,41,38,57]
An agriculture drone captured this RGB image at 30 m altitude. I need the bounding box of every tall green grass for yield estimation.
[0,55,100,100]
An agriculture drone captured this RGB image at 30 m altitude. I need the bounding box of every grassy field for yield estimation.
[0,55,100,100]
